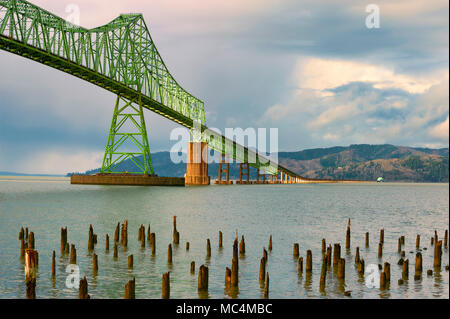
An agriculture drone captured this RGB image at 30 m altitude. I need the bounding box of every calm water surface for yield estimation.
[0,176,448,299]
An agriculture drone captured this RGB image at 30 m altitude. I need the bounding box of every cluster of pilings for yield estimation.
[17,219,448,298]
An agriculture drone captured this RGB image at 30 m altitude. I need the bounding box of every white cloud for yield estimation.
[429,116,449,142]
[294,57,448,94]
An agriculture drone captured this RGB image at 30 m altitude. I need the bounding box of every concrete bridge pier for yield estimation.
[215,154,233,184]
[185,142,210,186]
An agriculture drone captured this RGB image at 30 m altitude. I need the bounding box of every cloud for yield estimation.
[261,57,449,149]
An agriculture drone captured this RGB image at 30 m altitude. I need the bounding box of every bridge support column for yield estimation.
[215,154,232,184]
[239,163,250,184]
[185,142,210,186]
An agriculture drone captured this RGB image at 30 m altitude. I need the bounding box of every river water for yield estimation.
[0,176,448,299]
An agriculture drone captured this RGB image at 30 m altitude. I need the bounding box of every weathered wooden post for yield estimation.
[358,258,365,275]
[384,262,391,283]
[168,244,172,264]
[239,236,245,255]
[401,235,405,245]
[320,257,327,291]
[25,249,37,299]
[186,242,190,250]
[70,244,77,264]
[93,253,98,275]
[60,227,67,255]
[306,250,312,272]
[223,267,231,288]
[113,242,118,259]
[293,243,299,258]
[231,257,239,287]
[198,265,209,291]
[114,222,120,243]
[345,219,351,250]
[416,234,420,249]
[105,234,110,252]
[269,235,273,251]
[398,238,402,253]
[380,271,386,290]
[79,276,90,299]
[28,232,35,250]
[206,239,211,258]
[415,252,423,274]
[190,261,195,274]
[151,233,156,255]
[88,224,94,251]
[219,231,223,248]
[337,258,345,280]
[445,230,448,249]
[380,229,384,245]
[162,272,170,299]
[322,238,326,254]
[355,247,360,265]
[140,227,146,248]
[259,257,266,282]
[298,257,304,274]
[128,255,133,269]
[378,242,383,259]
[365,232,369,248]
[124,277,135,299]
[434,240,442,269]
[326,245,332,269]
[51,250,56,279]
[20,237,26,258]
[402,259,409,280]
[333,243,341,268]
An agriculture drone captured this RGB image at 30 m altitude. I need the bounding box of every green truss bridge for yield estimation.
[0,0,314,184]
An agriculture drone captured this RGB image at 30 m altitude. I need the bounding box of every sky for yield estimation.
[0,0,448,174]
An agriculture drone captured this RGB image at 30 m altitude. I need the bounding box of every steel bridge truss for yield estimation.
[101,95,154,175]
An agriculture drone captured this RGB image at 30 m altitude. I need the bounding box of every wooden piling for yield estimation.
[322,238,326,254]
[434,240,442,269]
[124,277,135,299]
[19,227,24,240]
[186,242,190,250]
[114,222,120,243]
[269,235,272,251]
[206,239,211,258]
[333,243,341,268]
[320,257,327,291]
[233,238,238,260]
[263,248,268,262]
[70,244,76,264]
[93,254,98,275]
[60,227,67,255]
[431,237,434,246]
[401,235,405,245]
[25,249,37,299]
[198,265,209,291]
[64,242,69,255]
[219,231,223,248]
[380,229,384,245]
[358,258,365,275]
[173,230,179,245]
[51,250,56,278]
[168,244,172,264]
[147,224,151,242]
[365,232,369,247]
[345,221,351,249]
[398,238,402,253]
[259,257,266,282]
[220,268,229,289]
[78,276,90,299]
[298,257,303,274]
[355,247,360,265]
[20,237,26,258]
[326,245,332,268]
[337,258,345,279]
[88,224,94,251]
[190,261,195,274]
[380,271,386,289]
[162,272,170,299]
[231,257,239,287]
[306,250,312,272]
[293,243,299,258]
[416,234,420,249]
[28,232,35,250]
[151,233,156,255]
[415,252,422,274]
[378,242,383,259]
[384,262,391,282]
[105,234,109,252]
[140,226,146,248]
[402,259,409,280]
[127,255,133,269]
[113,242,118,259]
[239,236,245,255]
[445,230,448,248]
